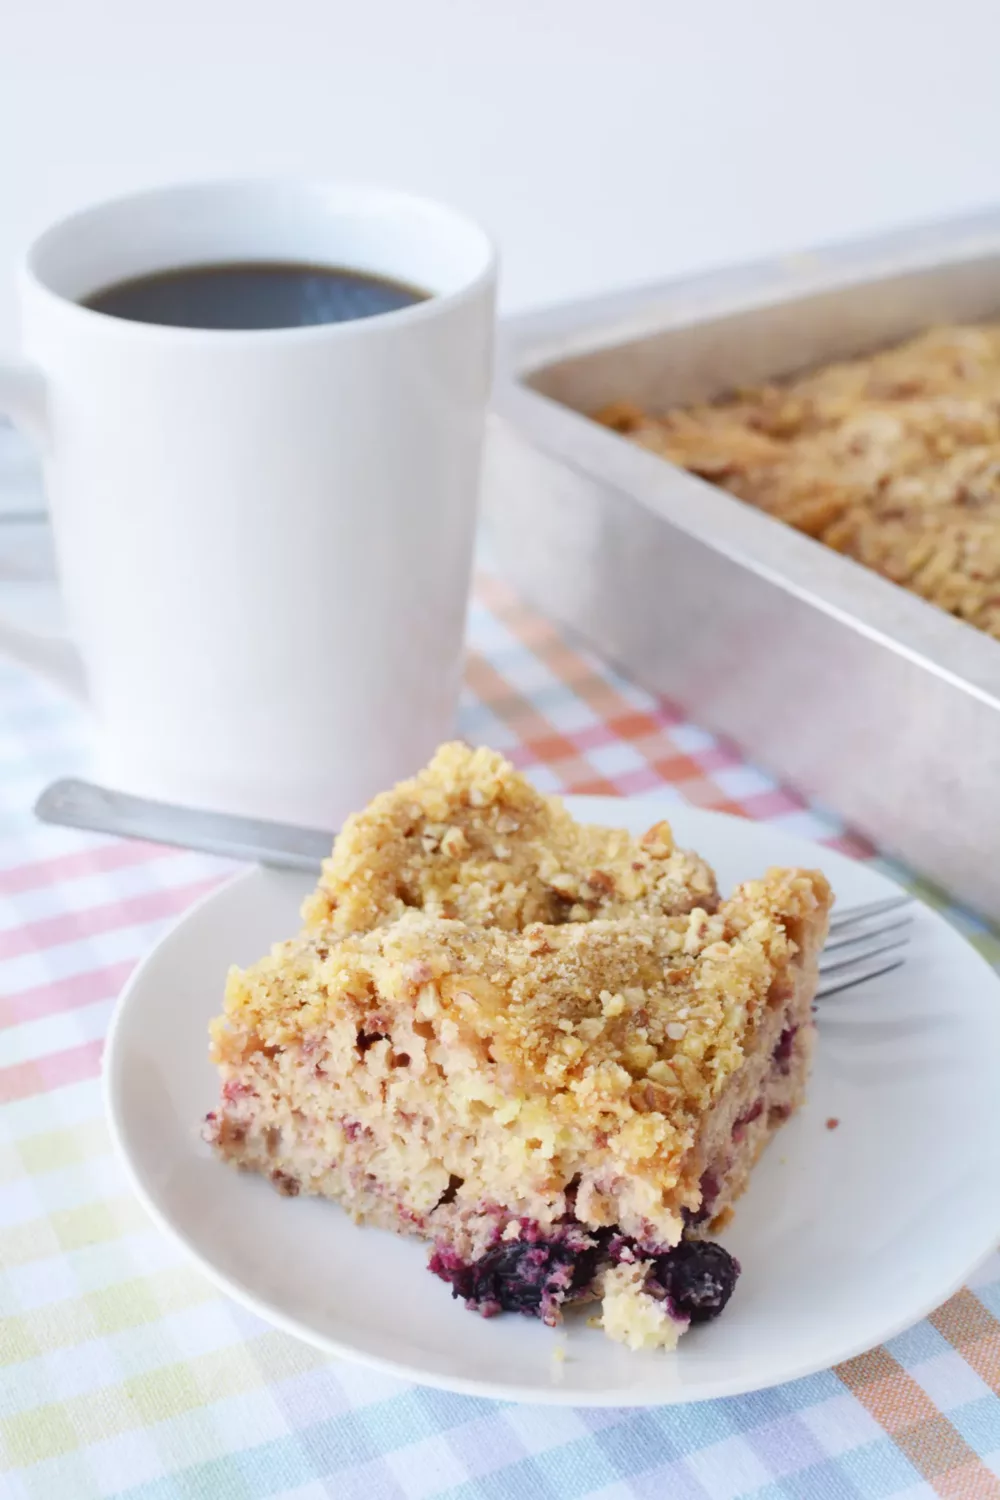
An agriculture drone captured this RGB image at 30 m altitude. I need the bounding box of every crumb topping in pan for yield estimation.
[598,322,1000,640]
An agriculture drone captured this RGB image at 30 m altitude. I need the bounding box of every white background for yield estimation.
[0,3,998,734]
[2,0,999,349]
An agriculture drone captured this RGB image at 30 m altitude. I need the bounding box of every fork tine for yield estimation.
[823,912,913,953]
[817,893,914,999]
[819,932,910,975]
[828,894,912,932]
[816,952,906,998]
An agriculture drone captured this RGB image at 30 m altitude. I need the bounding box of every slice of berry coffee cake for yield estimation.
[205,744,832,1350]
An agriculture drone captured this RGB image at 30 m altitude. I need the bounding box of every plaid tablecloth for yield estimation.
[2,570,1000,1500]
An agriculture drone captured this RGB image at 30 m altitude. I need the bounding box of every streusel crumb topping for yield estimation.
[215,867,830,1186]
[597,322,1000,640]
[303,741,717,934]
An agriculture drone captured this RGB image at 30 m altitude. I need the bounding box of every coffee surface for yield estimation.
[83,262,430,330]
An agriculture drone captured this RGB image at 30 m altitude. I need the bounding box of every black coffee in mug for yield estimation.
[82,261,430,330]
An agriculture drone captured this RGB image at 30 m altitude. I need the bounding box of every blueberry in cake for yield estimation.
[205,744,832,1350]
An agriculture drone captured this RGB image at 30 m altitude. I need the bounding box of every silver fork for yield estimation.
[818,894,913,998]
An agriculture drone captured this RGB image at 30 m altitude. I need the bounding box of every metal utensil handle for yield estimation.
[34,778,334,872]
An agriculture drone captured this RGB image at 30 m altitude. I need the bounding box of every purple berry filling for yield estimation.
[772,1026,797,1074]
[429,1219,740,1329]
[429,1224,601,1324]
[683,1167,722,1228]
[732,1099,764,1143]
[649,1239,740,1323]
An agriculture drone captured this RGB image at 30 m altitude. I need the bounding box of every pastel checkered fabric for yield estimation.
[2,571,999,1500]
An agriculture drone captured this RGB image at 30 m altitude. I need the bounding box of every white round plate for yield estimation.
[105,796,1000,1406]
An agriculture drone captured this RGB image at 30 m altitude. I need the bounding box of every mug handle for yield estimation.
[0,360,87,699]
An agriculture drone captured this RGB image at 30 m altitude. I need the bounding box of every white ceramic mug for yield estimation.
[0,180,496,827]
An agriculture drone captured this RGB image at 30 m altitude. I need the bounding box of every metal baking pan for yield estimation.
[484,208,1000,922]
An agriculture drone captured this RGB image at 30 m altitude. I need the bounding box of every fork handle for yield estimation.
[34,778,334,872]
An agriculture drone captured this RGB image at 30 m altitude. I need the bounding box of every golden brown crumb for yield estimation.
[302,742,717,935]
[214,866,831,1196]
[708,1206,735,1231]
[597,323,1000,640]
